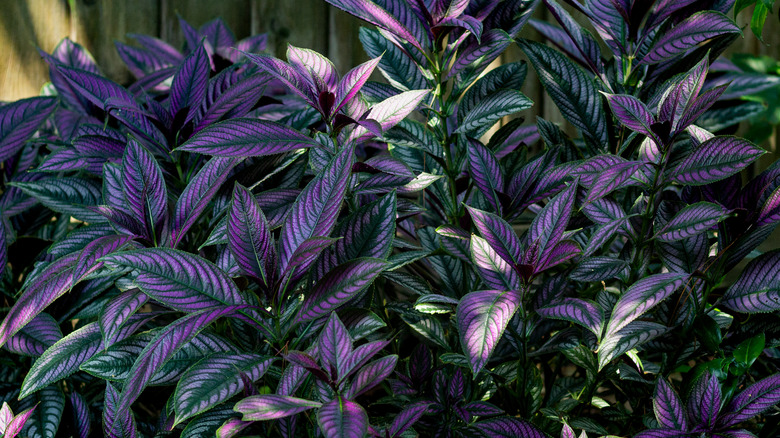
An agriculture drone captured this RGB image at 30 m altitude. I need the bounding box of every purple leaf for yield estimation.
[676,84,728,130]
[719,374,780,427]
[115,42,173,77]
[72,235,135,287]
[121,139,167,239]
[655,202,729,242]
[338,340,389,383]
[669,136,765,186]
[0,97,58,162]
[5,313,62,357]
[598,321,669,370]
[659,57,708,130]
[173,354,275,425]
[606,273,687,337]
[325,0,424,51]
[3,405,37,438]
[537,298,603,337]
[194,74,271,132]
[228,183,272,284]
[473,416,548,438]
[586,161,645,203]
[542,0,603,74]
[389,402,431,437]
[641,12,740,65]
[457,290,522,374]
[537,239,581,272]
[117,306,241,414]
[351,90,429,142]
[171,157,244,247]
[471,235,522,291]
[448,29,512,81]
[529,180,577,254]
[298,259,386,323]
[653,378,688,431]
[99,289,148,348]
[468,139,505,213]
[687,371,721,428]
[177,118,318,157]
[334,56,382,116]
[283,236,339,282]
[345,355,398,398]
[634,429,692,438]
[317,396,368,438]
[69,392,90,438]
[170,43,210,124]
[129,33,183,64]
[466,205,522,264]
[103,382,137,438]
[721,250,780,313]
[280,146,353,272]
[603,94,660,143]
[243,53,317,106]
[235,395,321,421]
[287,45,339,93]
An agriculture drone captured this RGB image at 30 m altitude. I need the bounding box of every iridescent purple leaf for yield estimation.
[317,396,368,438]
[176,118,318,156]
[345,355,398,398]
[537,239,581,272]
[298,259,386,323]
[194,74,271,131]
[5,313,61,357]
[641,12,740,65]
[719,374,780,427]
[334,56,382,116]
[234,395,321,421]
[338,340,389,383]
[2,405,36,438]
[669,136,765,186]
[721,250,780,313]
[560,423,575,438]
[215,416,252,438]
[103,382,136,438]
[542,0,603,74]
[351,90,429,142]
[598,321,669,370]
[325,0,424,51]
[586,161,644,203]
[9,177,104,223]
[99,288,148,348]
[655,202,729,242]
[457,290,522,374]
[537,298,604,337]
[243,53,317,106]
[174,354,275,425]
[0,97,57,162]
[228,183,272,284]
[389,402,431,437]
[605,273,687,337]
[471,235,522,291]
[468,139,505,213]
[69,392,90,438]
[634,429,692,438]
[603,94,659,143]
[473,416,548,438]
[653,378,687,431]
[456,89,532,136]
[287,45,339,92]
[687,371,721,428]
[448,29,512,82]
[659,57,708,130]
[466,205,522,264]
[283,236,339,282]
[72,235,135,287]
[676,84,728,130]
[529,180,577,254]
[170,43,210,124]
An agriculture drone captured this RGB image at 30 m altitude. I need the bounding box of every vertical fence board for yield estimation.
[328,8,368,75]
[252,0,328,59]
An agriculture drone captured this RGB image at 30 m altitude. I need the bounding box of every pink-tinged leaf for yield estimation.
[351,90,429,142]
[670,136,765,186]
[174,354,275,425]
[121,139,167,239]
[228,184,272,284]
[5,313,62,357]
[172,157,243,247]
[117,306,241,414]
[471,235,522,291]
[586,161,645,203]
[287,45,339,92]
[176,118,318,156]
[283,237,338,282]
[103,382,137,438]
[325,0,424,51]
[653,378,688,431]
[235,395,321,421]
[659,56,709,129]
[280,146,353,271]
[721,250,780,313]
[641,12,740,65]
[345,355,398,398]
[603,94,660,143]
[317,312,353,380]
[468,139,505,213]
[606,273,687,337]
[317,396,368,438]
[243,53,317,106]
[537,239,581,272]
[2,405,36,438]
[719,374,780,427]
[170,43,210,124]
[655,202,729,242]
[0,253,77,348]
[298,258,387,323]
[99,289,148,348]
[537,298,603,337]
[466,205,522,264]
[69,392,90,438]
[389,402,431,437]
[560,423,575,438]
[457,290,522,374]
[338,340,389,383]
[72,235,135,286]
[473,416,548,438]
[194,74,271,132]
[0,96,58,162]
[598,321,669,370]
[529,180,577,254]
[676,84,728,130]
[687,371,721,428]
[334,56,382,116]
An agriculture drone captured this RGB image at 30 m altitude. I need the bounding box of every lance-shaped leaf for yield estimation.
[317,396,368,438]
[100,248,247,312]
[9,177,104,223]
[234,395,321,421]
[605,273,687,337]
[243,53,317,106]
[117,306,240,414]
[466,205,522,264]
[389,402,431,437]
[468,139,505,213]
[542,0,603,74]
[670,137,765,186]
[122,138,167,236]
[529,180,577,254]
[174,354,275,425]
[0,253,77,348]
[333,191,396,264]
[586,161,644,203]
[180,407,241,438]
[653,378,688,431]
[318,312,353,380]
[338,340,389,383]
[359,28,427,91]
[352,90,429,141]
[0,96,58,162]
[570,256,629,282]
[457,290,522,374]
[298,258,386,323]
[287,45,339,92]
[598,321,669,370]
[99,289,148,348]
[655,202,729,242]
[5,313,62,357]
[471,235,522,291]
[170,43,209,123]
[72,235,135,286]
[3,405,36,438]
[518,39,608,151]
[103,382,136,438]
[334,56,382,116]
[345,355,398,398]
[171,157,243,247]
[659,56,708,129]
[603,94,660,143]
[719,374,780,427]
[537,298,604,337]
[283,236,338,282]
[176,118,318,156]
[456,89,532,136]
[17,384,64,438]
[228,184,272,284]
[641,12,740,65]
[69,392,90,438]
[473,417,548,438]
[279,146,353,272]
[195,74,271,131]
[325,0,424,51]
[721,250,780,313]
[687,371,721,428]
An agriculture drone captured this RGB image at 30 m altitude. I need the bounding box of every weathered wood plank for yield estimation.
[252,0,328,58]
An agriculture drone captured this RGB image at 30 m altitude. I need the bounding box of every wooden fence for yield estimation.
[1,0,779,161]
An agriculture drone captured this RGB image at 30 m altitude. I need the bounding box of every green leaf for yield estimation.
[455,89,532,136]
[734,333,765,370]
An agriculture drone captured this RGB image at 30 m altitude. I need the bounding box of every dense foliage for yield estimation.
[1,1,780,437]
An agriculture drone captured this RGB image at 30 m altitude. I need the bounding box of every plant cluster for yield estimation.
[1,1,779,437]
